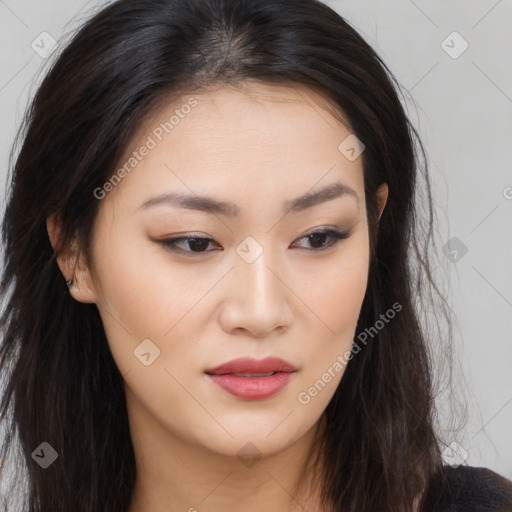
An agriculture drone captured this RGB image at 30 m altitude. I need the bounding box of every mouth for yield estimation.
[205,357,297,400]
[205,356,297,376]
[226,371,278,377]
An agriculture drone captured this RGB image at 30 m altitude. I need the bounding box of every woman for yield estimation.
[0,0,511,511]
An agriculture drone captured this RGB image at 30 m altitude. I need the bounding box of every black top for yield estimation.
[423,465,512,511]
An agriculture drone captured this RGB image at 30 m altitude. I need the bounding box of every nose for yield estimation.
[217,248,294,338]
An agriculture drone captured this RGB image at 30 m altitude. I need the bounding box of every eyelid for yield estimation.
[292,227,350,251]
[153,226,351,257]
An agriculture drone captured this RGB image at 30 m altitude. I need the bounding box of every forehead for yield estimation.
[146,80,351,129]
[104,81,364,213]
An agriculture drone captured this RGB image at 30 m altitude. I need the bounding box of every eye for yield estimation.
[156,228,350,257]
[292,229,350,251]
[158,235,220,256]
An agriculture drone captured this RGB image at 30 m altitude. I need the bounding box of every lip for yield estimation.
[206,357,296,375]
[205,357,297,401]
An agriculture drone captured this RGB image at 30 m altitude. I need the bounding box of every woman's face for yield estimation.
[64,81,386,458]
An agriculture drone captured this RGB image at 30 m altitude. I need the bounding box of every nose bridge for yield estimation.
[235,235,282,307]
[229,231,296,326]
[216,232,295,336]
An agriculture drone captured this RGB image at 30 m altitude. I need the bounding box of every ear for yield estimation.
[376,183,388,222]
[46,212,97,304]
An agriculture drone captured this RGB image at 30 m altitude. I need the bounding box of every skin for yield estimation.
[47,81,388,512]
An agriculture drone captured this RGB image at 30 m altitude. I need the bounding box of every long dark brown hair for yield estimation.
[0,0,459,510]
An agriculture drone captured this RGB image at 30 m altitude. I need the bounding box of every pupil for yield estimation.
[309,233,327,248]
[189,238,209,252]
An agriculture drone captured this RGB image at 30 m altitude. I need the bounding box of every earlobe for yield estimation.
[376,183,389,221]
[46,213,97,304]
[70,255,98,304]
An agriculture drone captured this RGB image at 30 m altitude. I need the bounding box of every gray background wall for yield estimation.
[0,0,510,488]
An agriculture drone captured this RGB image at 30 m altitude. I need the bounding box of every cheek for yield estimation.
[312,264,368,335]
[89,225,229,381]
[91,224,192,326]
[296,233,369,337]
[87,225,173,370]
[292,234,369,405]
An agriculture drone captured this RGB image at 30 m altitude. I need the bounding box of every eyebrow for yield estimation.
[136,181,359,217]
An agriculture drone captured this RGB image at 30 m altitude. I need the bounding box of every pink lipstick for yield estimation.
[205,357,296,400]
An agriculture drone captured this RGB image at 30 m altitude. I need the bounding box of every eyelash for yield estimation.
[157,228,350,257]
